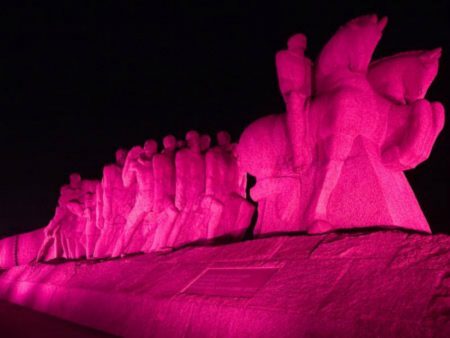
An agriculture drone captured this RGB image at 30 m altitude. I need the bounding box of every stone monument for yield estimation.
[238,15,445,235]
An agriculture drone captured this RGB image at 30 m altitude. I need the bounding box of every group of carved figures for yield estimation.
[37,131,254,261]
[37,15,445,261]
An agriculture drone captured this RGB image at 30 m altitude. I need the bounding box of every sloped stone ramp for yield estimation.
[0,230,449,337]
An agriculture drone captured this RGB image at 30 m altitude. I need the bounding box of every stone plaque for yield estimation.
[181,267,279,298]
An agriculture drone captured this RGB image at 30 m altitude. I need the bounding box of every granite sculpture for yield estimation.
[149,135,179,251]
[94,149,134,258]
[36,173,83,261]
[26,15,447,262]
[238,14,444,235]
[168,131,208,247]
[81,179,100,259]
[0,13,447,338]
[206,131,254,239]
[112,140,158,256]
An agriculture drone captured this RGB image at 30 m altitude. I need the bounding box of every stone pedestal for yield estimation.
[1,230,449,337]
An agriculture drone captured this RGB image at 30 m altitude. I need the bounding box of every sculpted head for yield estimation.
[287,34,307,53]
[115,148,128,167]
[69,173,81,188]
[186,130,201,152]
[144,139,158,157]
[163,135,177,151]
[128,145,143,160]
[200,134,211,152]
[217,131,231,147]
[82,180,97,193]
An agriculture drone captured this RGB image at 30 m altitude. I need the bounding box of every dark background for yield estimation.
[0,1,448,236]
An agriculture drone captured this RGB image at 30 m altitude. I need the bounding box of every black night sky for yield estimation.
[0,1,449,237]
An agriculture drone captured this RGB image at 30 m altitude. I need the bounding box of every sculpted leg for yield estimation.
[308,133,355,231]
[111,206,146,257]
[286,92,312,170]
[202,196,223,240]
[36,235,53,262]
[85,233,97,259]
[150,206,179,251]
[103,191,113,229]
[225,195,255,238]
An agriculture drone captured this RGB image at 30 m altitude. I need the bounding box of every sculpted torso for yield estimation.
[153,151,175,212]
[124,143,157,205]
[102,165,123,191]
[206,146,238,200]
[175,149,205,210]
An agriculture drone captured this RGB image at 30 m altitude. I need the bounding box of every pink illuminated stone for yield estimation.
[94,149,135,258]
[3,231,450,336]
[182,267,279,298]
[37,173,84,261]
[205,131,254,239]
[81,179,100,259]
[5,14,446,265]
[0,14,448,338]
[112,140,158,256]
[169,131,209,247]
[148,135,179,251]
[239,14,445,235]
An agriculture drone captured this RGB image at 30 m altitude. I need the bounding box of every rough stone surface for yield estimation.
[0,230,449,337]
[0,229,44,268]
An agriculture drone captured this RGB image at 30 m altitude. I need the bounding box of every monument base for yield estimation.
[0,229,449,337]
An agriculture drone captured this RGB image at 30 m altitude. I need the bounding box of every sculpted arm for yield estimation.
[122,146,141,187]
[65,200,84,217]
[250,176,299,201]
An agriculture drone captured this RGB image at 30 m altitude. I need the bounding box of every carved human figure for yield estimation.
[206,131,235,200]
[174,131,204,211]
[235,34,316,235]
[81,179,100,259]
[239,15,445,235]
[62,179,99,259]
[153,135,177,213]
[94,149,134,257]
[276,33,313,171]
[148,135,179,251]
[168,131,207,246]
[112,139,157,256]
[188,132,225,240]
[278,15,444,233]
[200,134,211,153]
[36,173,83,261]
[304,15,389,231]
[205,131,254,239]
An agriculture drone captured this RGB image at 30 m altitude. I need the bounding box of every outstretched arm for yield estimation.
[66,200,84,217]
